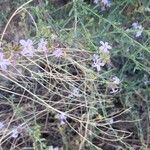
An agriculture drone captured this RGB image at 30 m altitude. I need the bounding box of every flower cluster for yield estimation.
[0,38,65,71]
[92,54,105,72]
[20,39,35,57]
[92,41,112,72]
[132,22,144,37]
[52,48,63,58]
[38,38,48,52]
[99,41,112,54]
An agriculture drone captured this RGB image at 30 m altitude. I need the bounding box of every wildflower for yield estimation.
[20,39,34,57]
[52,48,63,58]
[93,54,99,62]
[132,22,139,29]
[92,54,105,71]
[99,41,112,53]
[112,76,120,85]
[11,128,19,138]
[132,22,144,37]
[70,87,81,97]
[0,52,11,71]
[135,27,143,37]
[101,0,111,7]
[56,112,67,125]
[0,122,4,130]
[38,38,48,52]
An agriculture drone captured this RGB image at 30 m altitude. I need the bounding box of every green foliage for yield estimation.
[0,0,149,149]
[31,125,46,150]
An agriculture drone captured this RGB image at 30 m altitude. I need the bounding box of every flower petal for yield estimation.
[19,40,26,46]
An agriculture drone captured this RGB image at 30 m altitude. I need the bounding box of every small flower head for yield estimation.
[135,29,143,37]
[132,22,144,37]
[70,87,81,97]
[38,38,48,52]
[56,112,67,125]
[20,39,34,57]
[11,128,19,138]
[52,48,63,58]
[0,52,11,71]
[93,54,99,62]
[101,0,111,7]
[132,22,139,29]
[92,54,105,71]
[99,41,112,53]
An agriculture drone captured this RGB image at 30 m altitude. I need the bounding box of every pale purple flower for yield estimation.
[70,87,81,97]
[132,22,144,37]
[11,128,19,138]
[20,39,34,57]
[38,38,48,52]
[132,22,139,29]
[57,112,67,125]
[0,52,11,71]
[102,0,111,7]
[93,54,99,62]
[135,29,143,37]
[52,48,63,58]
[99,41,112,53]
[92,54,104,71]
